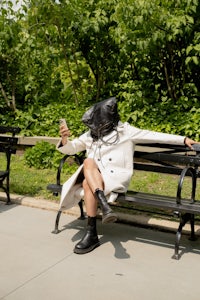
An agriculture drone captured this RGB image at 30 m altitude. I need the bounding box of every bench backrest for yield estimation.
[134,143,200,177]
[0,126,20,150]
[0,126,21,136]
[0,126,21,169]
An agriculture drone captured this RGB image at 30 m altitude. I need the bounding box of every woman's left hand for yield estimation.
[184,137,200,149]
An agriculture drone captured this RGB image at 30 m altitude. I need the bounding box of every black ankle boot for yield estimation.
[95,189,117,224]
[74,216,100,254]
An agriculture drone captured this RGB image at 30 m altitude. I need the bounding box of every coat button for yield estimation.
[111,170,114,173]
[109,158,112,161]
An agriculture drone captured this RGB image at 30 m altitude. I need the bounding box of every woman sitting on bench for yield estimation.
[57,97,198,254]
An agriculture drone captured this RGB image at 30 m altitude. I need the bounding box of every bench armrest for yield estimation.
[47,152,85,196]
[56,153,84,185]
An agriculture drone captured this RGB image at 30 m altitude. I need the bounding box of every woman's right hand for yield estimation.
[59,124,70,145]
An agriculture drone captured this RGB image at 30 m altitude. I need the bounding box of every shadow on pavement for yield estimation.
[56,216,200,260]
[0,201,18,213]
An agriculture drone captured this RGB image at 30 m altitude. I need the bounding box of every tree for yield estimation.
[112,0,200,104]
[0,2,25,111]
[1,0,200,139]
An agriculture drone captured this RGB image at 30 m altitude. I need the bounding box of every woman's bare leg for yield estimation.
[83,158,104,192]
[83,158,117,224]
[82,179,97,217]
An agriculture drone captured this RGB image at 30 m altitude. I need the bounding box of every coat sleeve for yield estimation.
[56,132,89,155]
[125,122,185,145]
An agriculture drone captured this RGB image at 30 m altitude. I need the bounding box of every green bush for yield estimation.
[24,141,80,175]
[13,102,88,138]
[24,141,62,169]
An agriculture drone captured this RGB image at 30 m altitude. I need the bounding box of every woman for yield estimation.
[57,97,197,254]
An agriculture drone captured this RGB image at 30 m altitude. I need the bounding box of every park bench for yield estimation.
[47,143,200,259]
[0,125,21,204]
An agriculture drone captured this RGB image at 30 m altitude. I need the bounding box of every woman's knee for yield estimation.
[83,158,97,170]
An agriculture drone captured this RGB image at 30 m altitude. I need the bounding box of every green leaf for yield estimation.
[192,56,199,65]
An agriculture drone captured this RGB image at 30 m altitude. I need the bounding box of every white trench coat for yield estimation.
[57,122,185,210]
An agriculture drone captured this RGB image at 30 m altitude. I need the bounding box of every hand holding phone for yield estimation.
[59,118,68,128]
[59,119,70,145]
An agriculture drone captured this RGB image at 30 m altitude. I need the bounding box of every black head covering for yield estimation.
[82,97,120,140]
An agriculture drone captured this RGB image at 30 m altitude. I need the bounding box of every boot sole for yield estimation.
[102,213,118,224]
[73,241,100,254]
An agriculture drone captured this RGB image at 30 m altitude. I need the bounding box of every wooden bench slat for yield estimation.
[0,126,20,135]
[117,192,200,214]
[0,136,19,144]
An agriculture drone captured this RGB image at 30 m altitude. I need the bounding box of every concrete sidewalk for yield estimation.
[1,201,200,300]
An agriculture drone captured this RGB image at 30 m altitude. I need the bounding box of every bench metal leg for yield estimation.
[78,200,86,220]
[1,186,12,205]
[52,200,85,234]
[189,214,197,241]
[173,213,196,259]
[174,231,181,260]
[5,190,12,205]
[52,210,62,234]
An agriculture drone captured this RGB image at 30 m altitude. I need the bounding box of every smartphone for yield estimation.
[59,118,68,127]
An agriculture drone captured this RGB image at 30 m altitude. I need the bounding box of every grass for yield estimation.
[1,152,200,203]
[0,153,72,202]
[129,170,200,200]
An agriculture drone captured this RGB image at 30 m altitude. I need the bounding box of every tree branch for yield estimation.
[0,81,10,107]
